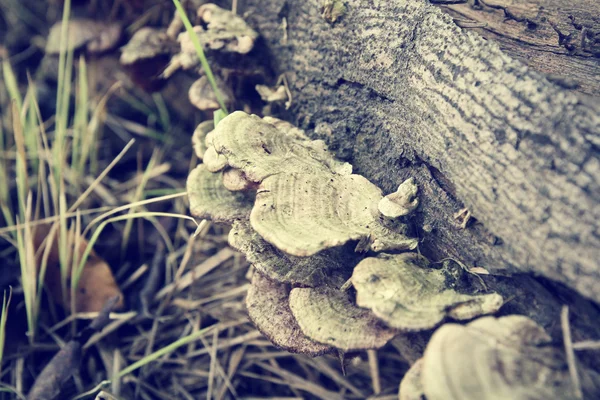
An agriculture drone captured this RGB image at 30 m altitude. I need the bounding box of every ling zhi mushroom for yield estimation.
[399,315,600,400]
[186,112,505,361]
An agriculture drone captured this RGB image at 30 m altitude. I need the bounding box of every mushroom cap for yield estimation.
[398,359,425,400]
[288,287,398,351]
[229,221,355,287]
[222,168,258,192]
[351,253,503,330]
[246,272,333,356]
[196,4,258,54]
[262,116,310,140]
[120,27,175,65]
[188,75,233,111]
[250,172,418,256]
[186,164,253,222]
[418,316,577,400]
[202,146,228,172]
[192,120,215,160]
[46,19,122,54]
[210,111,352,183]
[378,177,419,218]
[255,84,288,103]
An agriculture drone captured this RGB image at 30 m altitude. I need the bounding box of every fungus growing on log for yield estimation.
[186,165,253,222]
[250,173,418,256]
[222,168,258,192]
[188,75,233,111]
[400,315,593,400]
[229,221,355,287]
[378,177,420,218]
[209,111,352,183]
[288,287,398,351]
[192,120,215,160]
[119,27,175,66]
[46,19,122,54]
[351,253,503,330]
[202,146,228,173]
[246,272,333,356]
[164,3,258,77]
[196,4,258,54]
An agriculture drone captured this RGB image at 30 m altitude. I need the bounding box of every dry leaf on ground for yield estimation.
[33,224,123,313]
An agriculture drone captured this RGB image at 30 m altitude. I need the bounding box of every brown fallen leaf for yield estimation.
[33,224,123,313]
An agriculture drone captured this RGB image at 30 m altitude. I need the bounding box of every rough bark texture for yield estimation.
[435,0,600,96]
[238,0,600,306]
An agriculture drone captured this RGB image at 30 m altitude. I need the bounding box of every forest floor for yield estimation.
[0,0,409,398]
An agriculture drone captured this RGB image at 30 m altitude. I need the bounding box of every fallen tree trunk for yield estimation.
[436,0,600,97]
[240,0,600,307]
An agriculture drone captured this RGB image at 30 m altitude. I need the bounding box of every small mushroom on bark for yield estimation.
[192,120,215,160]
[46,19,122,55]
[188,75,233,112]
[119,27,176,65]
[256,84,288,103]
[378,177,419,218]
[351,253,503,330]
[229,221,355,287]
[246,272,333,356]
[222,168,258,192]
[203,147,229,172]
[288,286,398,351]
[186,164,253,222]
[196,4,258,54]
[400,315,596,400]
[120,27,177,90]
[164,4,258,76]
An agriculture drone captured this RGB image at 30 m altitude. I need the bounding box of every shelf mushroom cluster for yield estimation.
[119,3,256,111]
[186,111,506,355]
[399,315,588,400]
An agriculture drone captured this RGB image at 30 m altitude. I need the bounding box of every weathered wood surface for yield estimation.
[240,0,600,304]
[434,0,600,96]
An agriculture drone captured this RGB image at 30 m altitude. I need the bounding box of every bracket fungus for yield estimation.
[46,19,122,55]
[195,111,417,256]
[251,173,418,256]
[165,3,258,76]
[246,272,333,356]
[196,4,258,54]
[186,164,253,222]
[192,120,215,160]
[400,315,590,400]
[378,177,419,218]
[351,253,503,330]
[209,111,352,183]
[289,287,398,351]
[222,168,258,192]
[229,221,355,287]
[188,75,233,111]
[119,27,176,66]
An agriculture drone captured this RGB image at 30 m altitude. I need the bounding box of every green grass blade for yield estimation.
[171,0,228,114]
[2,61,22,112]
[73,55,89,173]
[0,287,13,373]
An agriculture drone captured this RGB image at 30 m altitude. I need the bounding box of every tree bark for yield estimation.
[239,0,600,307]
[435,0,600,97]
